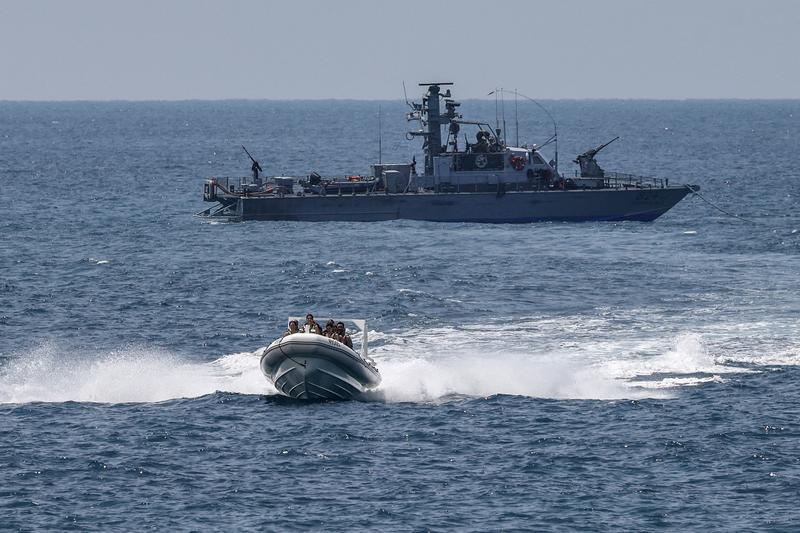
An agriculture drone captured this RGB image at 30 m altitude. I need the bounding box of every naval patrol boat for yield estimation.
[197,83,697,223]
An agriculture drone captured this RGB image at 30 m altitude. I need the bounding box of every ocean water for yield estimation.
[1,98,799,531]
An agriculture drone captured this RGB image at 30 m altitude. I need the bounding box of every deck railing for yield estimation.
[569,170,670,189]
[210,176,264,193]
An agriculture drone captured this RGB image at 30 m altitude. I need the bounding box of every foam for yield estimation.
[597,333,750,380]
[628,375,725,389]
[718,351,800,367]
[367,329,760,401]
[0,342,272,405]
[3,318,795,405]
[369,353,666,402]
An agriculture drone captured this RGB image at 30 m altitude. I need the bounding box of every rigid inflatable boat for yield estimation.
[259,318,381,400]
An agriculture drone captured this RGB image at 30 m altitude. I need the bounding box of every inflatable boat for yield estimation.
[259,318,381,400]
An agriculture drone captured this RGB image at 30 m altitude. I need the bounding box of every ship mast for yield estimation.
[416,82,453,175]
[378,105,382,165]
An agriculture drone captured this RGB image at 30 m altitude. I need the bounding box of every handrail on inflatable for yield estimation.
[287,316,369,361]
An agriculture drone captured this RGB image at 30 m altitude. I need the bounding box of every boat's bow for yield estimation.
[259,321,380,400]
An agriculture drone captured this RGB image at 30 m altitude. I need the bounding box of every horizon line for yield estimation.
[3,96,799,104]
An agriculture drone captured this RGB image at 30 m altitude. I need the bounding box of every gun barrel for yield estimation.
[596,136,619,152]
[242,145,257,164]
[577,136,620,160]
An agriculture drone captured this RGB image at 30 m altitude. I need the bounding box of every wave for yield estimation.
[367,354,661,402]
[0,342,267,405]
[1,326,794,405]
[366,332,741,402]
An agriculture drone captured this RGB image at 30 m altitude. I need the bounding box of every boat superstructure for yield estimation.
[198,83,697,223]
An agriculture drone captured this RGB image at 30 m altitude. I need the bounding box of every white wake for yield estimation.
[2,323,795,405]
[0,342,269,404]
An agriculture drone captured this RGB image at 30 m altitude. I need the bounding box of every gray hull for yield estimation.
[260,334,381,400]
[230,187,692,223]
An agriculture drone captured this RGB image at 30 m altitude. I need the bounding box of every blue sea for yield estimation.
[1,98,799,531]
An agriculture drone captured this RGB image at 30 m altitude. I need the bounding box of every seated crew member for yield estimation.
[489,128,504,152]
[304,313,322,334]
[283,320,300,337]
[334,322,353,349]
[324,320,336,337]
[473,131,490,153]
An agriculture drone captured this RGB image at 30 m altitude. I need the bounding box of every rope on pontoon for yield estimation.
[278,338,307,368]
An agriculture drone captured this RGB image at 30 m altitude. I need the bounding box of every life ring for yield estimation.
[509,155,526,171]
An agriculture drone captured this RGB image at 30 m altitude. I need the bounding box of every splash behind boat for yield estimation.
[259,318,380,400]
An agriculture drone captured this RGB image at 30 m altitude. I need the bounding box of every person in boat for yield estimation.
[489,128,504,152]
[333,321,353,349]
[323,320,336,337]
[472,131,490,153]
[283,320,300,337]
[304,313,322,334]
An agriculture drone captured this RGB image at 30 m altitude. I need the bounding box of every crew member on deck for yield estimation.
[324,320,335,337]
[252,159,262,181]
[473,131,490,153]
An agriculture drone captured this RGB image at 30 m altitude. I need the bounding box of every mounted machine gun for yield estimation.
[574,136,619,178]
[242,145,263,183]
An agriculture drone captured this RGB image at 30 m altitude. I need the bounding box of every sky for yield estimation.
[0,0,798,100]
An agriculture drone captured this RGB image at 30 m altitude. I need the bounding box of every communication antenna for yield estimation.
[501,88,507,145]
[493,89,499,133]
[378,104,382,165]
[514,89,519,147]
[515,89,559,174]
[487,89,500,143]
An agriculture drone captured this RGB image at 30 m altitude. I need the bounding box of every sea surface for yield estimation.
[1,98,799,531]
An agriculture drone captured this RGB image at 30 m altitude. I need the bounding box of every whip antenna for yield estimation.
[514,89,519,147]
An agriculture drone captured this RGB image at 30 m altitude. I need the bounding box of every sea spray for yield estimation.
[0,331,776,405]
[369,353,658,402]
[0,343,268,404]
